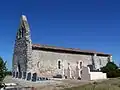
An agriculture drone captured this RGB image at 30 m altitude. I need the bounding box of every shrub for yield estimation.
[0,57,7,88]
[6,71,12,76]
[101,62,120,78]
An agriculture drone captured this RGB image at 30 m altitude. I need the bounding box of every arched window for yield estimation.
[18,62,21,72]
[17,29,22,39]
[17,30,21,39]
[21,30,24,38]
[21,26,25,38]
[17,26,24,39]
[20,29,23,38]
[99,59,102,65]
[37,61,40,68]
[58,61,61,69]
[80,62,82,68]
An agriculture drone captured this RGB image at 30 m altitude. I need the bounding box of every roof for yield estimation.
[32,44,111,56]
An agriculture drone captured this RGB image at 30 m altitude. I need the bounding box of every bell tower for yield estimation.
[12,15,32,74]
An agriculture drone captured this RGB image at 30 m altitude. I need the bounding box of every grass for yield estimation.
[62,78,120,90]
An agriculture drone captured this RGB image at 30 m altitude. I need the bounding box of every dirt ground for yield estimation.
[3,76,93,90]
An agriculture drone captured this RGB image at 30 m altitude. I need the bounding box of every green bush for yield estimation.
[101,62,120,78]
[6,71,12,76]
[0,57,7,82]
[0,57,7,88]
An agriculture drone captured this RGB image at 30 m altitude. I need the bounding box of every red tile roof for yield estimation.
[32,44,111,56]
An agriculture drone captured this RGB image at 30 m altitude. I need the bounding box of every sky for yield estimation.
[0,0,120,70]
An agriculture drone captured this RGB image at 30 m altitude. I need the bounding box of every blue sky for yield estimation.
[0,0,120,70]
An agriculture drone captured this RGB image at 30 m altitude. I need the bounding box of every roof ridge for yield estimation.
[32,43,111,56]
[32,43,96,51]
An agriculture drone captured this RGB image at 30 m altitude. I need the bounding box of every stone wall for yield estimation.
[94,54,109,70]
[13,38,28,72]
[12,15,32,73]
[81,66,107,80]
[31,49,109,78]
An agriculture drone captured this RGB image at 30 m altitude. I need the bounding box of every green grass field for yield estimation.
[63,78,120,90]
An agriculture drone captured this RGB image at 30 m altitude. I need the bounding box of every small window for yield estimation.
[21,26,24,37]
[58,61,61,69]
[21,30,24,38]
[80,62,82,68]
[99,59,102,65]
[18,62,21,72]
[20,30,22,38]
[37,61,40,68]
[81,70,82,74]
[17,26,24,39]
[17,29,22,39]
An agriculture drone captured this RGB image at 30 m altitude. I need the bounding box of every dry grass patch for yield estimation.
[63,78,120,90]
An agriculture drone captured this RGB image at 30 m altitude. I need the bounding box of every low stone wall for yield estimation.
[81,66,107,80]
[90,72,107,80]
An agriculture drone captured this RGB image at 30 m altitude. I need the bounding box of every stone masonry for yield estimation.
[12,15,32,73]
[12,15,112,80]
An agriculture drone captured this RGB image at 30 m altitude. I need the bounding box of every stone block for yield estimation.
[22,72,26,79]
[46,78,48,80]
[39,77,45,81]
[37,77,39,81]
[39,77,42,81]
[27,72,31,81]
[15,72,18,78]
[32,73,37,82]
[18,72,22,78]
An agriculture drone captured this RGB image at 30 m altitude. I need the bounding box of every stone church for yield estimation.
[12,15,112,80]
